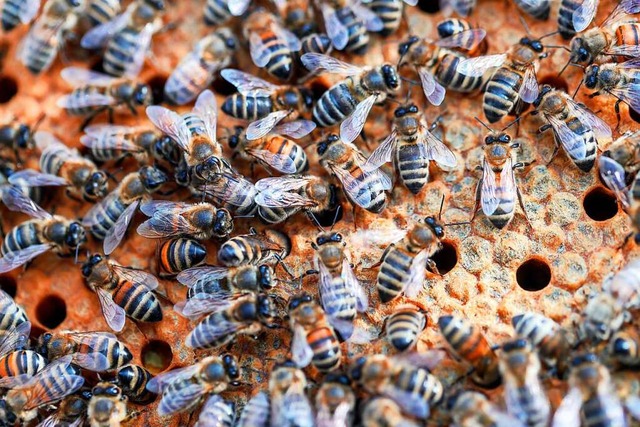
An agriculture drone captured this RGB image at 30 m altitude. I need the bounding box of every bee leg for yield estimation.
[367,244,394,270]
[470,176,482,223]
[351,204,358,231]
[426,258,441,276]
[275,255,295,279]
[614,99,623,132]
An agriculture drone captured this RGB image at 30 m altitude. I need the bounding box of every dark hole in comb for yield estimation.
[431,241,458,275]
[141,340,173,374]
[583,187,618,221]
[0,75,18,104]
[418,0,441,13]
[516,258,551,292]
[36,294,67,329]
[29,324,46,342]
[146,75,167,105]
[0,275,17,297]
[538,74,569,93]
[629,106,640,124]
[211,73,237,96]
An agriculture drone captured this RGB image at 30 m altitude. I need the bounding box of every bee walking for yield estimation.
[384,304,427,352]
[269,361,315,427]
[318,0,383,54]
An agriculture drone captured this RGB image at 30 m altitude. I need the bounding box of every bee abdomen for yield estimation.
[164,61,211,105]
[218,238,254,266]
[484,68,521,123]
[221,94,274,121]
[66,87,105,116]
[188,312,234,349]
[1,0,22,31]
[581,396,625,426]
[21,31,58,74]
[377,248,413,303]
[313,83,358,127]
[86,0,121,27]
[387,311,424,352]
[320,278,357,321]
[258,206,298,224]
[515,388,549,427]
[159,238,207,275]
[397,366,444,406]
[0,350,47,377]
[261,33,294,80]
[397,143,429,194]
[204,0,232,26]
[1,222,40,255]
[516,0,550,20]
[435,53,484,93]
[308,327,341,372]
[615,24,640,50]
[89,197,127,240]
[39,145,68,175]
[337,7,369,55]
[558,0,581,39]
[104,27,139,77]
[112,281,162,322]
[301,34,332,55]
[117,365,155,403]
[161,381,200,414]
[367,0,402,36]
[566,117,596,171]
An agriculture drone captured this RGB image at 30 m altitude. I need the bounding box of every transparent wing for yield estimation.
[247,149,298,174]
[139,200,193,216]
[481,160,500,216]
[551,388,582,427]
[219,69,278,96]
[341,94,377,144]
[545,113,588,161]
[300,53,363,75]
[157,383,206,417]
[342,258,367,312]
[567,99,612,142]
[405,249,428,298]
[456,54,507,77]
[72,351,111,372]
[318,260,352,334]
[519,67,539,104]
[111,264,159,290]
[202,171,258,209]
[228,0,251,15]
[174,293,233,319]
[136,211,196,238]
[499,159,517,209]
[255,179,316,207]
[33,131,75,156]
[81,125,142,152]
[196,395,234,427]
[436,29,486,50]
[57,93,116,109]
[352,2,384,32]
[599,156,630,207]
[18,0,41,24]
[0,321,31,357]
[291,324,313,368]
[23,373,84,411]
[146,364,202,394]
[321,4,349,50]
[176,266,230,287]
[608,44,640,57]
[418,67,445,106]
[80,11,129,49]
[621,0,640,14]
[609,85,640,117]
[146,106,191,153]
[103,200,139,255]
[384,386,430,420]
[330,165,372,209]
[366,130,397,169]
[95,287,126,332]
[425,130,457,168]
[186,315,244,348]
[274,22,302,51]
[0,244,52,273]
[250,32,272,68]
[193,89,218,143]
[122,24,154,78]
[246,110,290,141]
[573,0,598,32]
[83,191,118,228]
[60,67,118,87]
[272,120,316,139]
[2,185,51,219]
[238,392,270,427]
[8,170,69,187]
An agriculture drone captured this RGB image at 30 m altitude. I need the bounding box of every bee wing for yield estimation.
[18,0,40,24]
[2,185,51,219]
[203,171,258,210]
[352,2,384,32]
[566,99,612,142]
[383,386,430,420]
[300,53,363,75]
[342,258,368,312]
[255,176,316,208]
[341,94,377,144]
[177,266,230,287]
[80,10,130,49]
[246,110,291,141]
[418,67,446,106]
[110,264,159,290]
[545,113,588,161]
[146,106,191,154]
[601,0,637,28]
[139,200,192,216]
[136,211,197,239]
[103,199,139,255]
[395,349,446,370]
[625,394,640,420]
[0,321,31,357]
[608,85,640,119]
[124,24,155,78]
[95,287,126,332]
[196,395,235,427]
[273,22,302,52]
[157,383,207,417]
[272,120,317,139]
[359,151,393,190]
[238,392,270,427]
[219,69,278,96]
[481,160,500,216]
[439,0,471,16]
[228,0,251,15]
[247,149,298,174]
[186,314,245,348]
[174,292,233,319]
[83,191,118,227]
[425,128,457,168]
[551,387,582,427]
[81,126,142,152]
[33,131,76,156]
[0,244,53,273]
[321,4,349,50]
[56,93,116,109]
[146,364,202,394]
[572,0,598,32]
[366,130,398,169]
[17,19,61,72]
[274,390,315,427]
[193,89,218,143]
[599,156,631,207]
[250,31,273,68]
[22,364,84,411]
[621,0,640,14]
[318,260,353,338]
[291,324,314,368]
[456,53,507,77]
[405,249,428,298]
[436,29,486,50]
[60,67,118,87]
[8,169,69,187]
[72,351,112,372]
[519,67,539,104]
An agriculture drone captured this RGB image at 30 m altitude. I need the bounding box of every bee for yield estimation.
[116,364,156,404]
[436,18,488,56]
[315,374,356,427]
[0,288,28,334]
[318,0,383,54]
[533,85,612,172]
[0,159,43,204]
[56,67,152,130]
[273,0,317,38]
[1,0,40,32]
[383,304,427,353]
[317,134,392,213]
[438,315,501,387]
[81,253,162,332]
[237,391,270,427]
[80,0,165,78]
[0,117,41,162]
[87,382,127,427]
[0,321,47,378]
[363,0,418,36]
[360,397,421,427]
[0,187,86,273]
[376,216,444,303]
[499,339,551,427]
[566,0,640,66]
[580,292,626,343]
[147,90,230,184]
[439,0,477,16]
[218,229,291,267]
[38,390,92,427]
[80,124,182,166]
[603,131,640,176]
[82,165,168,255]
[137,200,233,241]
[269,361,315,427]
[513,0,551,20]
[227,126,310,175]
[288,294,342,372]
[367,103,457,194]
[309,231,368,341]
[0,356,84,422]
[255,175,338,224]
[82,0,121,27]
[17,0,83,74]
[195,395,235,427]
[164,28,238,106]
[146,354,241,417]
[220,69,316,140]
[448,390,523,427]
[300,33,333,55]
[301,53,401,144]
[37,331,133,372]
[457,37,548,124]
[244,8,302,81]
[157,237,207,277]
[203,0,250,26]
[349,353,445,420]
[558,0,602,39]
[552,354,627,427]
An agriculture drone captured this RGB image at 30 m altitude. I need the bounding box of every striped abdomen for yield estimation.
[313,78,364,127]
[395,366,444,407]
[188,311,235,349]
[558,0,582,39]
[255,136,308,173]
[483,67,523,123]
[516,0,550,20]
[0,350,46,378]
[511,387,550,427]
[1,0,24,31]
[221,94,274,121]
[110,280,162,322]
[377,246,414,303]
[160,379,202,415]
[186,278,225,299]
[159,238,207,275]
[258,206,299,224]
[39,145,70,176]
[387,309,425,352]
[30,361,82,406]
[204,0,232,26]
[76,336,132,371]
[320,277,357,331]
[336,7,369,54]
[20,22,60,74]
[254,29,294,80]
[88,196,127,240]
[65,86,110,116]
[433,52,485,93]
[217,235,282,266]
[1,221,42,256]
[396,141,429,194]
[0,301,27,332]
[88,131,135,162]
[104,26,142,77]
[301,34,332,55]
[307,327,341,372]
[486,167,516,229]
[581,396,626,427]
[117,365,155,403]
[165,55,217,105]
[345,164,387,213]
[85,0,121,27]
[564,116,596,171]
[367,0,402,36]
[615,24,640,54]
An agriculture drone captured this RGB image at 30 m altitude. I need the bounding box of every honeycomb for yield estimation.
[0,0,638,425]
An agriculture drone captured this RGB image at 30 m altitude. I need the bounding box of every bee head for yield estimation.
[394,103,418,118]
[300,88,315,110]
[520,37,544,53]
[381,64,400,90]
[213,209,233,237]
[584,64,600,89]
[571,352,598,368]
[317,134,340,156]
[222,354,240,382]
[258,265,275,290]
[316,232,342,246]
[424,216,445,238]
[398,36,420,57]
[324,373,351,386]
[570,37,591,65]
[67,0,82,7]
[144,0,164,11]
[257,294,278,322]
[84,171,109,201]
[81,254,103,277]
[15,124,32,150]
[133,84,152,106]
[288,293,313,310]
[139,166,168,191]
[36,332,53,356]
[533,84,553,108]
[501,338,529,353]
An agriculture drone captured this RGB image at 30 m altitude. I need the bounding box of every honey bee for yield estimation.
[499,339,551,427]
[288,294,342,372]
[80,124,182,166]
[603,258,640,311]
[0,117,42,162]
[580,292,626,342]
[513,0,551,20]
[82,165,168,255]
[0,356,84,422]
[367,103,457,194]
[438,315,501,387]
[457,36,548,123]
[439,0,477,16]
[17,0,83,74]
[349,353,445,420]
[146,354,241,417]
[116,364,155,404]
[255,175,338,224]
[301,53,401,144]
[87,382,127,427]
[608,329,640,368]
[237,391,270,427]
[56,67,152,130]
[362,0,418,36]
[220,69,316,141]
[37,331,133,372]
[81,253,162,332]
[137,200,233,241]
[37,390,92,427]
[147,90,231,183]
[198,169,259,217]
[558,0,599,39]
[218,229,291,267]
[360,396,421,427]
[376,216,444,303]
[384,304,427,353]
[80,0,165,78]
[269,361,315,427]
[318,0,383,54]
[448,390,523,427]
[1,0,40,32]
[300,33,333,55]
[82,0,121,28]
[164,28,238,106]
[603,131,640,176]
[195,395,235,427]
[318,134,392,213]
[533,85,612,172]
[0,288,28,334]
[227,126,310,175]
[436,18,488,56]
[203,0,250,26]
[0,159,43,204]
[157,237,207,277]
[0,187,86,273]
[0,321,47,378]
[315,373,356,427]
[273,0,317,38]
[16,131,110,202]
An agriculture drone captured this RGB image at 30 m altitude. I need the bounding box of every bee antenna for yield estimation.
[545,45,571,52]
[502,116,521,132]
[387,98,402,106]
[438,195,445,221]
[474,116,494,133]
[74,245,81,265]
[307,212,325,232]
[444,221,471,227]
[329,205,341,232]
[405,84,413,104]
[518,14,532,37]
[571,79,584,99]
[32,113,46,133]
[399,76,420,86]
[538,30,560,40]
[557,58,575,77]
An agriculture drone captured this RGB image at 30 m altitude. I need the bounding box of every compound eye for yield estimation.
[409,105,418,113]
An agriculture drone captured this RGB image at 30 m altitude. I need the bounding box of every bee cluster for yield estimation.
[0,0,639,425]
